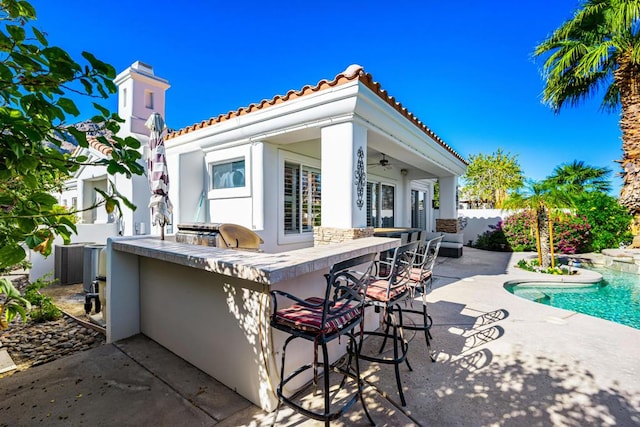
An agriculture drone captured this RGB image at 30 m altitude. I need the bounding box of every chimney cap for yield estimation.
[131,61,154,76]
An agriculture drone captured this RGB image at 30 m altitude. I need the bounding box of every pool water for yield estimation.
[507,267,640,330]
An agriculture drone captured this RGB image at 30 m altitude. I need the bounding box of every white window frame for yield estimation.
[205,145,252,199]
[366,174,397,228]
[278,150,321,245]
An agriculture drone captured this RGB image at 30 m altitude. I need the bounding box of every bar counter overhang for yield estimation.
[106,236,399,411]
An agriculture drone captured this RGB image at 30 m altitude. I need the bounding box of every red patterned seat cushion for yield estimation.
[409,268,432,283]
[365,279,408,302]
[273,297,361,334]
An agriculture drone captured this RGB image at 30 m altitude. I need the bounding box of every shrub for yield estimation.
[575,192,633,252]
[502,211,536,251]
[501,210,591,254]
[23,276,61,323]
[0,278,31,329]
[474,222,511,251]
[552,214,591,254]
[516,258,573,275]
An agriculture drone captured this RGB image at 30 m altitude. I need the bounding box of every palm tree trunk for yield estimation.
[549,214,556,269]
[534,213,542,265]
[615,55,640,238]
[538,207,551,268]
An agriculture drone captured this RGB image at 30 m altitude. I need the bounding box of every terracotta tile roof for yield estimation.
[86,137,113,156]
[166,65,466,165]
[53,120,115,157]
[69,138,112,159]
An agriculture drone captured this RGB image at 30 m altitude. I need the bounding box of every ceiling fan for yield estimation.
[368,153,393,170]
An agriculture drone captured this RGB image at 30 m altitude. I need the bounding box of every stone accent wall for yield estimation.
[436,218,459,233]
[313,226,375,246]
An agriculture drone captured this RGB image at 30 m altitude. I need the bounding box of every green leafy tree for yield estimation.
[0,0,143,273]
[504,181,574,268]
[461,148,524,208]
[544,160,612,193]
[575,192,633,251]
[534,0,640,231]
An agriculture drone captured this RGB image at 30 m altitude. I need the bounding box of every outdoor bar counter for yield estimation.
[106,236,399,411]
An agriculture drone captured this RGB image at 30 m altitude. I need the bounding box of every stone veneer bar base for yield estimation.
[313,226,374,246]
[436,218,459,233]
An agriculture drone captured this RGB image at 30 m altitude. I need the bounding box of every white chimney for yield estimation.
[114,61,170,137]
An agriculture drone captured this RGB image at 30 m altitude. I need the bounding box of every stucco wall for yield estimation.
[458,209,515,245]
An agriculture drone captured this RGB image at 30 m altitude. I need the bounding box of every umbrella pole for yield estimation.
[161,223,165,240]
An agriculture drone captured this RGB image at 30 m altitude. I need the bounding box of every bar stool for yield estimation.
[402,234,443,362]
[358,241,419,407]
[270,252,377,426]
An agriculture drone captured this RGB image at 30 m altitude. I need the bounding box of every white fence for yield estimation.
[458,209,515,245]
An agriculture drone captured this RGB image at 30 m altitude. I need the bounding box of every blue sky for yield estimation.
[31,0,622,193]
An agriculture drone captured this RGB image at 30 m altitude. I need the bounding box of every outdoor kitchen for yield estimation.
[106,228,399,411]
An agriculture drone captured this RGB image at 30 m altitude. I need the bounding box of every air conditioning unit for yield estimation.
[54,243,88,285]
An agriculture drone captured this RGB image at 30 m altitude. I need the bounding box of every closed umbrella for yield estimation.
[146,112,173,240]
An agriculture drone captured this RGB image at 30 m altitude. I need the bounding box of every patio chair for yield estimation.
[401,234,443,362]
[358,240,419,407]
[270,252,377,426]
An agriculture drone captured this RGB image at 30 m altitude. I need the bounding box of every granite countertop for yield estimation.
[110,236,399,285]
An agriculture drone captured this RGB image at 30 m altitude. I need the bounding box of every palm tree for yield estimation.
[504,181,574,268]
[534,0,640,227]
[544,160,612,193]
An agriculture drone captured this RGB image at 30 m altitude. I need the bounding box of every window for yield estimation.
[206,146,252,199]
[367,182,394,227]
[381,184,395,227]
[411,190,427,229]
[145,90,154,109]
[212,159,245,189]
[284,161,321,234]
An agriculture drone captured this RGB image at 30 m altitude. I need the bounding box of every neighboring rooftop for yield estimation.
[166,65,466,165]
[47,120,114,156]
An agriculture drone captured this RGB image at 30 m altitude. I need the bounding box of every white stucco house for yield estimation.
[55,62,466,256]
[103,64,469,410]
[57,61,170,237]
[164,64,467,253]
[32,62,169,282]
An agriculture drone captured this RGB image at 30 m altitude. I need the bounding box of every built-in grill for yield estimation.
[176,223,263,251]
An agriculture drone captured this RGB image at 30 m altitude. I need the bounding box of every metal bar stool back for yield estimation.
[270,252,377,426]
[359,241,419,407]
[404,234,443,362]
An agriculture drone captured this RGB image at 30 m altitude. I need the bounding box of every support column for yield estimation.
[436,175,459,233]
[315,122,373,245]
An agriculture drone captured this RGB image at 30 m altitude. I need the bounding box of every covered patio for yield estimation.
[2,248,638,425]
[164,64,467,253]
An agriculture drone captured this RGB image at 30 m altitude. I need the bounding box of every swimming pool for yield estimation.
[506,267,640,330]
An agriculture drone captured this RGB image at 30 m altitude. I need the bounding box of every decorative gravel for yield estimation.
[0,317,104,372]
[0,275,105,376]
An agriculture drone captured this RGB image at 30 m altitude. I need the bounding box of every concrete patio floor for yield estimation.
[1,248,639,426]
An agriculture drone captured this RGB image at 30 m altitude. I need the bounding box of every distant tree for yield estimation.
[534,0,640,231]
[504,181,574,268]
[462,148,524,208]
[544,160,612,193]
[0,1,143,271]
